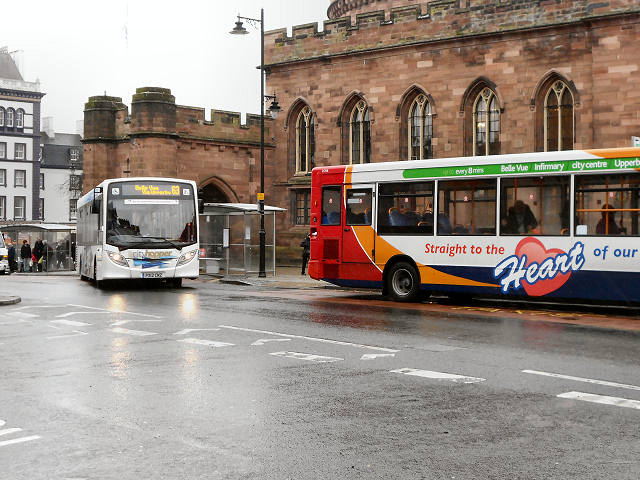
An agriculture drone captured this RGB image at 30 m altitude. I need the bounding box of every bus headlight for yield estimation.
[177,250,197,266]
[107,251,129,267]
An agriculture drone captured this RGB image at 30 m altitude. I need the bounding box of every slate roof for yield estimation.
[0,50,23,81]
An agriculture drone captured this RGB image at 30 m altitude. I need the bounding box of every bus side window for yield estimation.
[438,179,496,235]
[346,189,372,226]
[575,173,639,236]
[321,186,341,225]
[500,175,569,236]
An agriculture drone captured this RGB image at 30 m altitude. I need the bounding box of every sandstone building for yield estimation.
[83,0,640,249]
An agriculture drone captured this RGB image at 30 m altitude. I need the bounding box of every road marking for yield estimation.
[0,436,40,447]
[391,368,485,384]
[47,330,89,339]
[66,304,164,318]
[219,325,399,352]
[361,353,395,360]
[173,328,220,335]
[270,351,343,363]
[0,319,32,326]
[558,391,640,410]
[5,311,38,319]
[178,338,234,347]
[56,312,114,318]
[523,370,640,392]
[0,428,22,436]
[252,338,291,346]
[111,320,162,326]
[51,320,92,327]
[112,328,157,336]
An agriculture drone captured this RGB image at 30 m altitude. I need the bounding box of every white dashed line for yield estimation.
[558,391,640,410]
[270,351,343,363]
[391,368,485,384]
[523,370,640,392]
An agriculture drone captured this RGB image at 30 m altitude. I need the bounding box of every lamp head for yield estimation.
[230,18,248,35]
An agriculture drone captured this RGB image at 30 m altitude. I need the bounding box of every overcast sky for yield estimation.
[3,0,330,134]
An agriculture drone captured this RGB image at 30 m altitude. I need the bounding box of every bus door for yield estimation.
[343,185,375,264]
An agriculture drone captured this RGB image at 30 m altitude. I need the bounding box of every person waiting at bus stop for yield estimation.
[300,233,310,276]
[503,200,538,234]
[20,239,31,273]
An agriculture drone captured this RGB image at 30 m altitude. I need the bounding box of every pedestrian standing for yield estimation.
[20,239,32,273]
[33,237,44,272]
[300,233,310,275]
[7,242,16,273]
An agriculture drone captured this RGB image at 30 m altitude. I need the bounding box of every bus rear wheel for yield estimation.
[387,262,420,303]
[171,278,182,288]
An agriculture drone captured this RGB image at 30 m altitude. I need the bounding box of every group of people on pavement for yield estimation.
[7,238,48,273]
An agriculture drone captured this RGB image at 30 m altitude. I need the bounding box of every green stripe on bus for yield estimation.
[402,157,640,179]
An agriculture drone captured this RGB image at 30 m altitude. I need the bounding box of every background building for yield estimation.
[0,47,44,222]
[40,117,83,223]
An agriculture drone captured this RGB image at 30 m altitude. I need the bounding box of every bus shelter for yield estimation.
[199,203,285,276]
[1,223,76,272]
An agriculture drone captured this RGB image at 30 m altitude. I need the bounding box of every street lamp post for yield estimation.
[231,8,281,278]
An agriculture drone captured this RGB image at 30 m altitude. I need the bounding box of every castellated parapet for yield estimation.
[82,87,275,211]
[266,0,639,64]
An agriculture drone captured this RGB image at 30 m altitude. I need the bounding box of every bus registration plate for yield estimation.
[143,272,164,278]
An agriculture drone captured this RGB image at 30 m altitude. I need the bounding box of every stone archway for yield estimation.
[201,183,230,203]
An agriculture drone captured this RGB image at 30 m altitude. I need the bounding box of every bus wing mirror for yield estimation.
[197,188,205,214]
[91,186,102,214]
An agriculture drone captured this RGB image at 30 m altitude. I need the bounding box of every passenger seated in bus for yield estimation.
[502,200,538,234]
[596,204,620,235]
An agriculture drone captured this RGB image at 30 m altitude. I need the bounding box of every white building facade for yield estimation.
[0,47,44,222]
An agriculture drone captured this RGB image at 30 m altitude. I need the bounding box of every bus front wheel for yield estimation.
[387,262,420,303]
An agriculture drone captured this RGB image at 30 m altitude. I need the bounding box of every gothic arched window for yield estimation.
[545,81,574,151]
[296,106,315,174]
[409,94,432,160]
[473,88,500,156]
[350,101,371,164]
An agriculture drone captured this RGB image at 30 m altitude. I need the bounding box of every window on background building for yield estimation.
[473,88,500,156]
[14,196,25,220]
[294,190,310,225]
[70,149,79,161]
[6,109,14,128]
[39,198,44,220]
[40,173,44,190]
[409,94,433,160]
[15,143,25,160]
[0,108,4,127]
[70,174,82,191]
[0,143,5,159]
[545,81,574,151]
[350,101,371,165]
[16,109,24,128]
[69,199,78,220]
[0,196,5,220]
[296,107,315,174]
[14,170,26,187]
[0,169,5,187]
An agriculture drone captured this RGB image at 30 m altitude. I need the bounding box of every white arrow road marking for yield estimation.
[0,319,32,326]
[252,338,291,346]
[361,353,395,360]
[220,325,399,352]
[173,328,220,335]
[111,320,163,326]
[0,428,22,436]
[112,328,157,336]
[0,436,40,447]
[178,338,234,347]
[523,370,640,392]
[270,351,343,363]
[5,311,38,318]
[51,320,92,327]
[391,368,485,384]
[558,391,640,410]
[47,330,89,339]
[56,312,114,318]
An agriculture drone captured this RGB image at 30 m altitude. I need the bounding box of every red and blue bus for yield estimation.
[309,148,640,303]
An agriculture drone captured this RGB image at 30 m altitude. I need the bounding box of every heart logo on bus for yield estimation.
[515,237,571,296]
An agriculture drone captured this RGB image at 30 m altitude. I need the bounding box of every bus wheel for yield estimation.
[171,278,182,288]
[93,261,102,288]
[387,262,420,303]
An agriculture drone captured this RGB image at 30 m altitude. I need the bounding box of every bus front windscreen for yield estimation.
[105,181,197,250]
